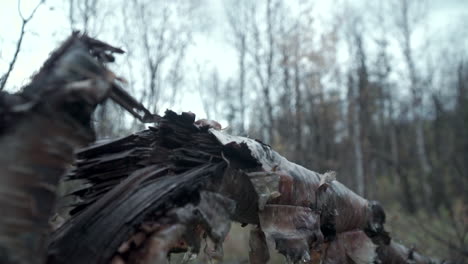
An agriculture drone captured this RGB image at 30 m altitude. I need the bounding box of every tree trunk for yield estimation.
[348,73,365,196]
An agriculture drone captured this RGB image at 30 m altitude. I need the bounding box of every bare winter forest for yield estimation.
[0,0,467,263]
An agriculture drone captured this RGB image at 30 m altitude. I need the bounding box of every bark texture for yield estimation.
[0,33,148,264]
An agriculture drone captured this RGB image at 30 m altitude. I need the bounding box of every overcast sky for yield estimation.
[0,0,467,119]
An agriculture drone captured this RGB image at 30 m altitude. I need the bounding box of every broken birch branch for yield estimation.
[47,110,445,264]
[0,33,152,264]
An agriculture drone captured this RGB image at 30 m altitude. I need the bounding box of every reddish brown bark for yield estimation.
[0,33,151,264]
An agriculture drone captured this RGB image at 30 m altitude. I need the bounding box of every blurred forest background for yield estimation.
[0,0,467,262]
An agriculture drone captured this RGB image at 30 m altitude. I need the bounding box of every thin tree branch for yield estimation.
[0,0,44,91]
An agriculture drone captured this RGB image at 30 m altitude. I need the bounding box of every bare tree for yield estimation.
[166,41,187,107]
[246,0,278,143]
[225,0,252,134]
[68,0,116,36]
[393,0,433,208]
[342,12,367,196]
[128,0,194,115]
[275,3,313,165]
[65,0,195,137]
[69,0,96,32]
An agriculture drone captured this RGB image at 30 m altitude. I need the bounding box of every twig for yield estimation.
[0,0,44,91]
